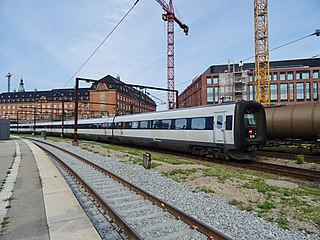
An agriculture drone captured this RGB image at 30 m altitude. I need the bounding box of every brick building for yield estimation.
[0,75,156,122]
[178,58,320,107]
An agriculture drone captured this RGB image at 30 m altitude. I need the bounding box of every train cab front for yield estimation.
[228,101,267,160]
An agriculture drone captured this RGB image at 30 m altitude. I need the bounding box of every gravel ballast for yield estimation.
[41,139,315,240]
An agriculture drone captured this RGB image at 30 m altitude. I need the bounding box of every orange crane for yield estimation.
[156,0,188,108]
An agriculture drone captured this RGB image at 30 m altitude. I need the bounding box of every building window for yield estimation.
[249,85,254,101]
[270,84,278,101]
[313,82,318,100]
[306,82,310,100]
[296,71,301,80]
[213,77,219,84]
[206,87,213,104]
[302,71,310,80]
[280,72,286,81]
[249,75,254,82]
[287,72,293,80]
[100,93,105,100]
[289,83,294,101]
[280,84,287,101]
[296,83,304,101]
[273,73,278,81]
[206,77,212,85]
[214,87,219,103]
[313,70,319,79]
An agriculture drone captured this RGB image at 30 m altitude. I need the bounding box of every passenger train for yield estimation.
[12,101,267,160]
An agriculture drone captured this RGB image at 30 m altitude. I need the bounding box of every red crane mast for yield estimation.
[155,0,188,109]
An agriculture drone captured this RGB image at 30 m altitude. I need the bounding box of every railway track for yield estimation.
[225,161,320,182]
[59,138,320,183]
[31,139,231,240]
[257,150,320,163]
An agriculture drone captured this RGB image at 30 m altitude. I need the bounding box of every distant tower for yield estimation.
[5,72,12,93]
[18,78,25,92]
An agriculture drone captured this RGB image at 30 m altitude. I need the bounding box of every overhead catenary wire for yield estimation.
[63,0,140,87]
[241,30,319,62]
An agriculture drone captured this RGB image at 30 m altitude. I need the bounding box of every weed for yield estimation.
[164,168,197,176]
[0,217,9,227]
[229,199,244,207]
[275,216,290,230]
[202,168,235,182]
[315,217,320,228]
[242,178,277,194]
[295,154,304,164]
[258,201,275,211]
[196,187,215,193]
[302,187,320,196]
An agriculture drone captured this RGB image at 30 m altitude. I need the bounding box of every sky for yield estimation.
[0,0,319,109]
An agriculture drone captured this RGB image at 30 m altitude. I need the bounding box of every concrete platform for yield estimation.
[0,140,15,187]
[0,138,101,240]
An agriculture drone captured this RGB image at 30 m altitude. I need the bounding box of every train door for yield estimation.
[214,112,225,143]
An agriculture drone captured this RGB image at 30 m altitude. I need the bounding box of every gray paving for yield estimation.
[0,140,15,186]
[0,140,50,240]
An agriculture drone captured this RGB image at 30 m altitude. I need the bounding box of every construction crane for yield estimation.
[254,0,270,104]
[155,0,189,109]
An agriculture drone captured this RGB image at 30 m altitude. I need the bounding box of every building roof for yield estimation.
[204,58,320,74]
[0,74,156,106]
[91,75,156,106]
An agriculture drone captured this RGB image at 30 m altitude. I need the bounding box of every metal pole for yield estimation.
[33,107,36,136]
[61,100,64,138]
[175,90,179,109]
[16,111,19,133]
[73,78,79,146]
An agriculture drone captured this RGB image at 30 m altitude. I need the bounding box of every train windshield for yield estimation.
[244,109,256,126]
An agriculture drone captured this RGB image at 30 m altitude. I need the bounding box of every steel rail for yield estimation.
[33,141,143,240]
[31,138,232,240]
[257,150,320,163]
[246,161,320,182]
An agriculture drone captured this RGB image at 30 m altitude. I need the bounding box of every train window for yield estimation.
[161,119,171,129]
[140,121,148,129]
[132,121,139,129]
[152,120,161,129]
[175,118,187,130]
[191,118,206,130]
[124,122,132,129]
[226,115,233,130]
[107,122,114,129]
[217,115,223,129]
[205,117,214,130]
[244,109,256,126]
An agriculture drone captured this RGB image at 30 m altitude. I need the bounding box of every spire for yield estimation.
[18,78,25,92]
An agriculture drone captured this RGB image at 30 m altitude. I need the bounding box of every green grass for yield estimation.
[275,215,290,230]
[258,201,275,211]
[163,168,198,182]
[242,178,277,194]
[99,143,193,165]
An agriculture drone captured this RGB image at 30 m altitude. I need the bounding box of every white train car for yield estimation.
[12,101,267,160]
